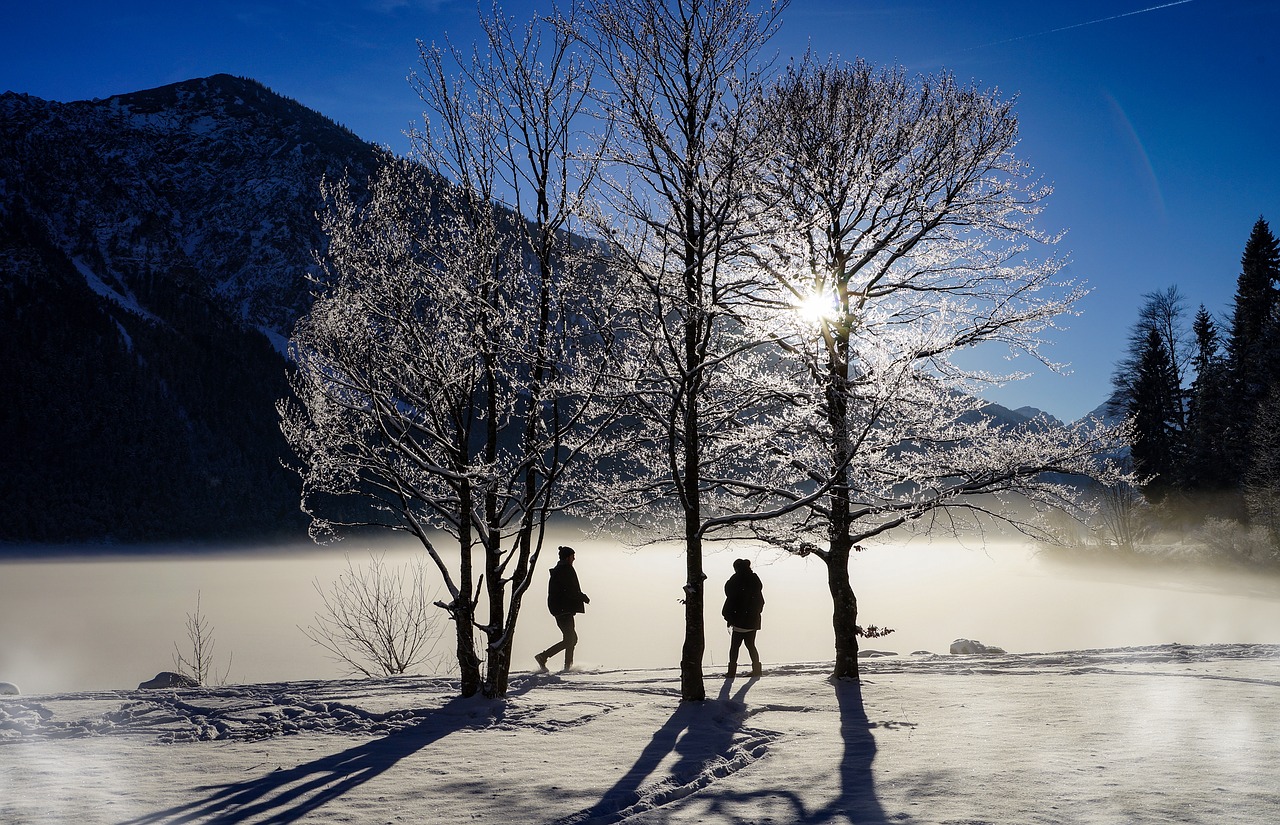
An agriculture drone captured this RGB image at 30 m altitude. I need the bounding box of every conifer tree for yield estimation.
[1127,326,1183,503]
[1222,218,1280,485]
[1183,305,1233,497]
[1107,286,1189,428]
[1108,288,1191,505]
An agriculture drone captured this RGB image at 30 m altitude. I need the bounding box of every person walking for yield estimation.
[535,545,590,672]
[721,558,764,678]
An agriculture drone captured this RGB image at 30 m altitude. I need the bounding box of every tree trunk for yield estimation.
[827,544,860,681]
[826,303,859,681]
[680,230,706,703]
[485,633,511,698]
[680,397,707,700]
[482,541,509,697]
[455,605,482,697]
[456,481,482,698]
[681,522,706,701]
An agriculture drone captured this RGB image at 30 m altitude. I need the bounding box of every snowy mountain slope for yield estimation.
[1,74,383,335]
[0,75,386,543]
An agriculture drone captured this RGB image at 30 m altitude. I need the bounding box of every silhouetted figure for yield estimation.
[535,545,590,672]
[721,558,764,678]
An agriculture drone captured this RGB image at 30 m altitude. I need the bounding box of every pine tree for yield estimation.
[1183,305,1233,496]
[1107,286,1189,428]
[1108,288,1190,505]
[1222,218,1280,485]
[1128,326,1184,503]
[1191,305,1221,382]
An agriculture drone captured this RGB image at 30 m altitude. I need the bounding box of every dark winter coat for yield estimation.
[721,570,764,631]
[547,562,588,617]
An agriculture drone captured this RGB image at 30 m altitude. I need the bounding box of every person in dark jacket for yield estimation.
[535,545,590,672]
[721,558,764,678]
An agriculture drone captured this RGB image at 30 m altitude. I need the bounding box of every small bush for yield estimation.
[172,591,232,686]
[1194,518,1280,565]
[302,553,447,678]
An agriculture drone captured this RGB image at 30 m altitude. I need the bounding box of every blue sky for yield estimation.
[3,1,1277,421]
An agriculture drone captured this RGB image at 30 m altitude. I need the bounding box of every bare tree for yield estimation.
[576,0,789,701]
[410,2,615,696]
[172,591,231,686]
[1097,477,1149,549]
[1108,285,1191,428]
[738,58,1128,680]
[302,553,445,678]
[281,6,615,699]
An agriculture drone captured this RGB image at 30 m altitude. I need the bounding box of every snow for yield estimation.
[255,324,292,358]
[113,318,133,353]
[3,644,1278,824]
[72,257,160,324]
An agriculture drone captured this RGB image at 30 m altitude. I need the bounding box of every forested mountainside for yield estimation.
[0,74,385,543]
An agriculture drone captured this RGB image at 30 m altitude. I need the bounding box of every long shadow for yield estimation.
[117,697,480,825]
[717,676,757,704]
[700,679,894,824]
[823,680,888,823]
[550,676,757,824]
[779,681,890,824]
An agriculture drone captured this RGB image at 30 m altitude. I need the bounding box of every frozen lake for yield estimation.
[3,530,1280,694]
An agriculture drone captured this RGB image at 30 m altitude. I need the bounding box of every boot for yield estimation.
[750,660,762,678]
[725,663,737,679]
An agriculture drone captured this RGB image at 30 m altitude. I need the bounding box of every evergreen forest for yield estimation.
[1107,217,1280,563]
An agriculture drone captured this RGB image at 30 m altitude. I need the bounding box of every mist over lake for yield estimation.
[4,529,1279,695]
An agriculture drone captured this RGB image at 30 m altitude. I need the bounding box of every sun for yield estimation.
[794,289,838,326]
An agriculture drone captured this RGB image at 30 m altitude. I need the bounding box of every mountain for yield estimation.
[0,75,386,543]
[971,402,1065,431]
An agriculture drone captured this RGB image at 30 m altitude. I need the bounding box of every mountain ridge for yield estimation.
[0,74,385,543]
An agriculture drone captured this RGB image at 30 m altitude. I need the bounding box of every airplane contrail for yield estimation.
[966,0,1194,50]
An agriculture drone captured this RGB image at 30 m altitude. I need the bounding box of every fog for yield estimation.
[3,530,1280,694]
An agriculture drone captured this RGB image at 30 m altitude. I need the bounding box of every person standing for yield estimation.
[721,558,764,678]
[535,545,590,672]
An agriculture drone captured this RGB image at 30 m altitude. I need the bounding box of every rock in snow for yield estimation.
[138,672,199,690]
[0,682,18,696]
[949,638,1007,655]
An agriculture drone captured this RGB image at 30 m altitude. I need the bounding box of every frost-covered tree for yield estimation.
[741,58,1125,680]
[576,0,788,701]
[281,6,614,698]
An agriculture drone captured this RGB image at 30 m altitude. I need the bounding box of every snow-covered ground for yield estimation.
[3,644,1278,824]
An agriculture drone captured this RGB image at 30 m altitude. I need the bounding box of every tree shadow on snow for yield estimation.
[821,681,891,824]
[116,697,483,825]
[704,680,892,824]
[549,677,760,825]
